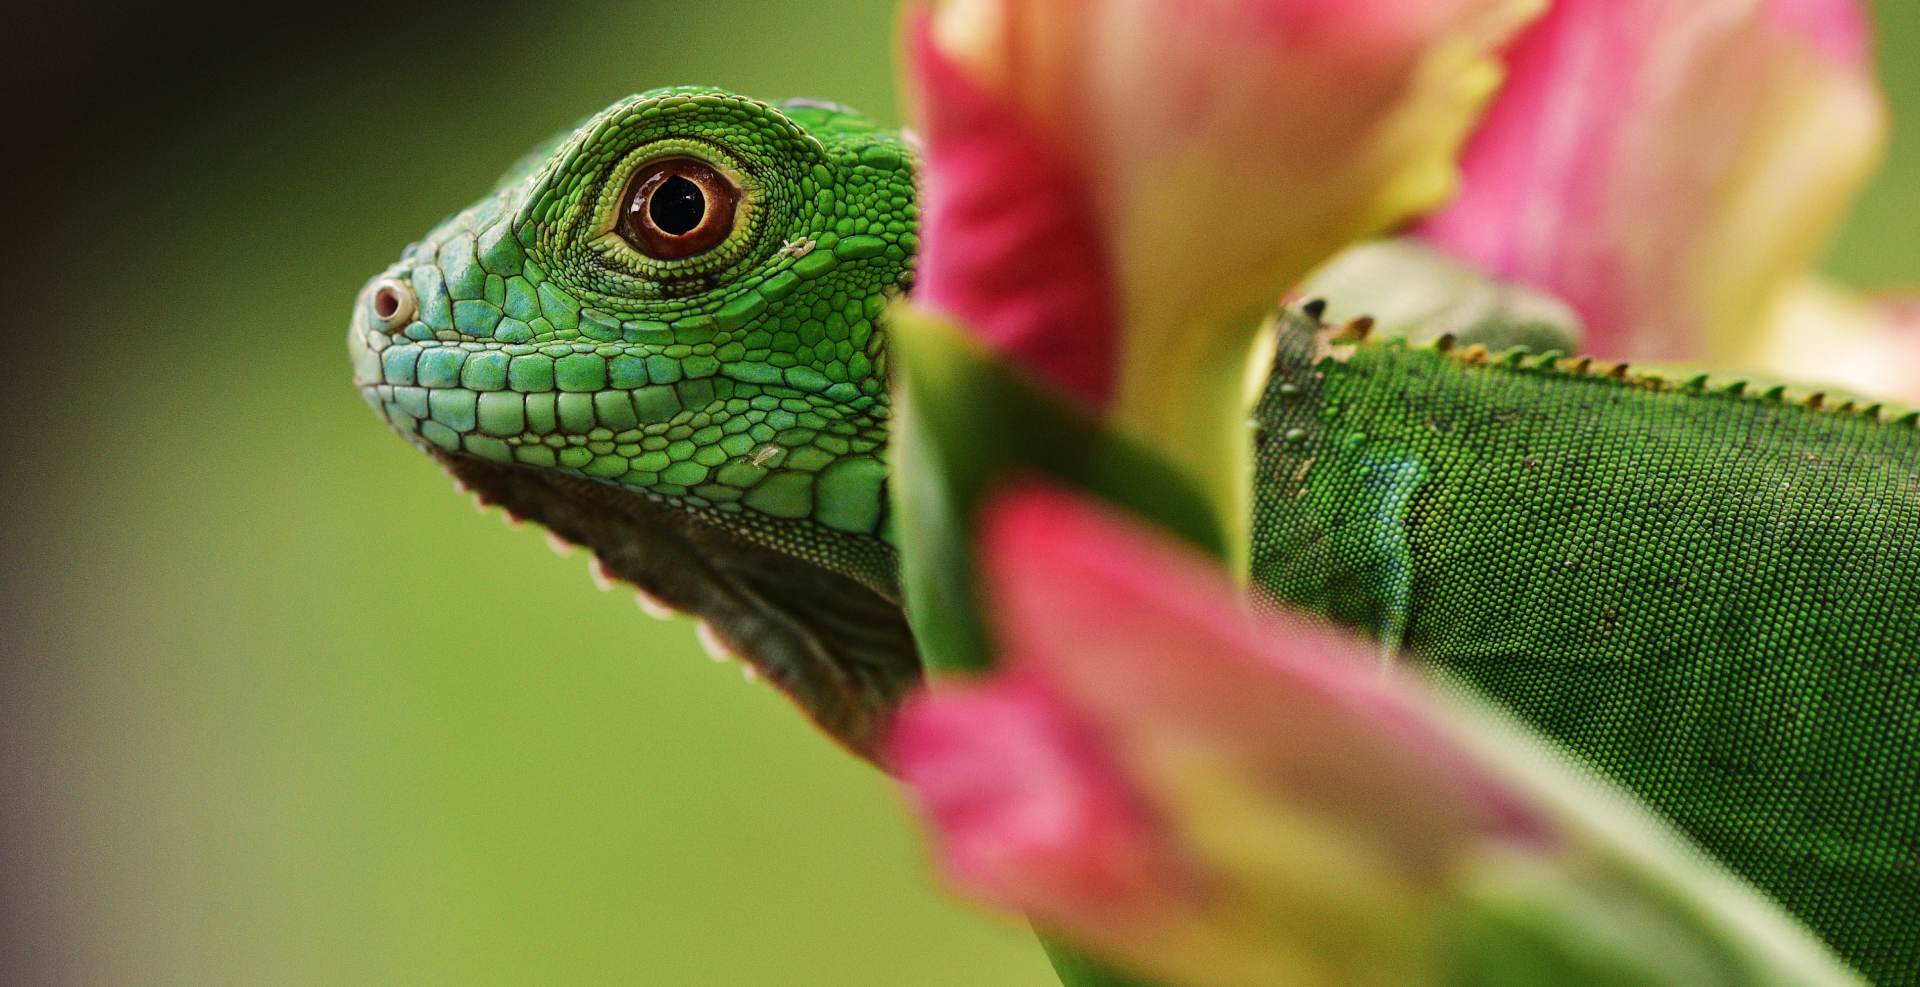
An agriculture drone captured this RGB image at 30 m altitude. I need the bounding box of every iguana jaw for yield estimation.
[350,285,921,760]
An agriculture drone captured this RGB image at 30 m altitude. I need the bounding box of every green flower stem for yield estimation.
[888,304,1223,673]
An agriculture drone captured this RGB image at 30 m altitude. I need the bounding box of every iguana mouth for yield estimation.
[350,302,922,760]
[349,296,743,477]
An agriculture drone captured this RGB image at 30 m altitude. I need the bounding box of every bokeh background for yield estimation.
[3,2,1916,984]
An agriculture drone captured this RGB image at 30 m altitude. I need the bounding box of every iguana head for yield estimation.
[347,88,920,756]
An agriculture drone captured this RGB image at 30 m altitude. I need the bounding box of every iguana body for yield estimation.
[1253,323,1920,983]
[350,90,1920,981]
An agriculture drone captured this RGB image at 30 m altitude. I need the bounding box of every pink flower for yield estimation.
[903,0,1542,543]
[1415,0,1893,374]
[886,670,1184,923]
[909,17,1118,406]
[888,485,1849,985]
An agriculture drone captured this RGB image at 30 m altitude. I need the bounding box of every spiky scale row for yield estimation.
[1311,307,1920,430]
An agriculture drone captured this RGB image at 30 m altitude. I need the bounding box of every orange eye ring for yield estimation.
[618,158,739,259]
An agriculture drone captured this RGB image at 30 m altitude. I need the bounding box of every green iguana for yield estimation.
[348,89,1920,982]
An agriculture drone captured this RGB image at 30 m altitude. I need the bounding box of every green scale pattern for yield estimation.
[1252,315,1920,984]
[349,89,914,584]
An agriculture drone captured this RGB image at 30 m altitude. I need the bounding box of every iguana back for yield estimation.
[1252,312,1920,983]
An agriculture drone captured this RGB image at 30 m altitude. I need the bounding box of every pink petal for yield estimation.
[1885,293,1920,334]
[887,671,1181,918]
[906,12,1119,408]
[891,484,1555,979]
[981,485,1555,856]
[1231,0,1520,65]
[1765,0,1873,66]
[1413,0,1665,350]
[1416,0,1887,361]
[912,0,1537,471]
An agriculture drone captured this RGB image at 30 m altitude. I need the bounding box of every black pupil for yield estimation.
[650,176,707,236]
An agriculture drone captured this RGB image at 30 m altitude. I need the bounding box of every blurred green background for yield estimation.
[3,2,1915,984]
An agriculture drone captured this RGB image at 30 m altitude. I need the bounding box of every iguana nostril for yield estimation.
[367,278,416,332]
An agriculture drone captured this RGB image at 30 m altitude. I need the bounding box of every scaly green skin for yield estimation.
[349,89,920,753]
[354,89,1920,978]
[1253,319,1920,985]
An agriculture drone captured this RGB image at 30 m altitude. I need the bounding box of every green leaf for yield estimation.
[887,303,1223,673]
[1040,935,1162,987]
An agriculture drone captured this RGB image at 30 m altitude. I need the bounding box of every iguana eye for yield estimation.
[619,158,739,259]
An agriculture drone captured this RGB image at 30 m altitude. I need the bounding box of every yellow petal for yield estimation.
[1693,14,1889,364]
